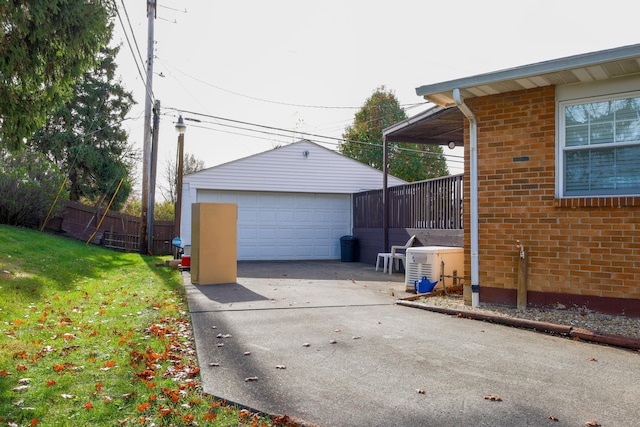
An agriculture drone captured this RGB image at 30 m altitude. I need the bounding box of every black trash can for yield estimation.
[339,235,359,262]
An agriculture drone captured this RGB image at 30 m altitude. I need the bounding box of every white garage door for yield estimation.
[197,191,352,260]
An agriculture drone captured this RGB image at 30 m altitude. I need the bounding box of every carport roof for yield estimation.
[383,105,464,147]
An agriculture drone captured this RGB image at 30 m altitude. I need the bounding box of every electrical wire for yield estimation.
[160,60,430,111]
[113,0,155,106]
[161,109,465,164]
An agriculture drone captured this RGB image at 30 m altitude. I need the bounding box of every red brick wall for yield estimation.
[463,86,640,313]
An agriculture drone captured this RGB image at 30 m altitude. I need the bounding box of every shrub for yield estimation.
[0,149,68,227]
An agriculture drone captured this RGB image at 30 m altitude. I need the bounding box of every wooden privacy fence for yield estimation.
[354,174,464,229]
[44,201,175,255]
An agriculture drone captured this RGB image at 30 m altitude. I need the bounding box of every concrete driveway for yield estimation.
[184,261,640,427]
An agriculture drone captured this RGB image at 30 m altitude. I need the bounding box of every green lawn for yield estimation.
[0,225,293,426]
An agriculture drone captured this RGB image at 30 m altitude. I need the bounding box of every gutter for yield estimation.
[452,88,480,308]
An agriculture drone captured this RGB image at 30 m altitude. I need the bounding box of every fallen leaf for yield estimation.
[208,363,220,367]
[334,329,341,332]
[244,376,258,382]
[0,369,11,376]
[416,389,426,394]
[275,365,286,369]
[61,394,76,399]
[216,343,224,347]
[484,395,502,402]
[302,343,311,347]
[18,378,31,384]
[12,385,29,392]
[588,357,598,362]
[329,339,337,344]
[136,402,151,411]
[352,336,362,340]
[549,415,559,421]
[16,365,27,371]
[244,352,251,356]
[585,421,601,427]
[85,401,93,410]
[46,380,56,386]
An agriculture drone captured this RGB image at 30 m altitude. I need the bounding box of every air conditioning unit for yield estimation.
[405,246,464,292]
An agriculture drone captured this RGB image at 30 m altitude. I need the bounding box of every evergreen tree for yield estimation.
[0,0,112,150]
[28,42,136,211]
[341,86,448,182]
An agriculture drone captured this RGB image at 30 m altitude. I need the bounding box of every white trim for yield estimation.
[557,74,640,102]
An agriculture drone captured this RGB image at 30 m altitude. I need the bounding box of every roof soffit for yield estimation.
[416,44,640,107]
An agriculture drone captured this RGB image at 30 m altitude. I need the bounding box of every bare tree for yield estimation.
[159,153,205,203]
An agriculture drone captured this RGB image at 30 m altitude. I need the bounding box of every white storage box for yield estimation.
[405,246,464,291]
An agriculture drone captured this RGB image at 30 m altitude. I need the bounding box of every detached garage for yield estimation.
[180,140,406,260]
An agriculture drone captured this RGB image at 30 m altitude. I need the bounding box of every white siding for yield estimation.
[183,140,407,194]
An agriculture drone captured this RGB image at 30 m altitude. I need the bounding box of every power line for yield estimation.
[113,0,153,103]
[160,61,429,111]
[161,108,464,164]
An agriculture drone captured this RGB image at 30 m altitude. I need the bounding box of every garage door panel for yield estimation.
[197,190,351,260]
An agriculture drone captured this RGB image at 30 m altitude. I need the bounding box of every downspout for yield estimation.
[452,88,480,308]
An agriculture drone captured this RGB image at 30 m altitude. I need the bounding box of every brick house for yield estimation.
[388,44,640,316]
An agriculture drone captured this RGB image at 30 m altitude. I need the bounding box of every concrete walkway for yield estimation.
[184,261,640,427]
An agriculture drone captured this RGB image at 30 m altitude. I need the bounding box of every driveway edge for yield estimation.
[397,300,640,351]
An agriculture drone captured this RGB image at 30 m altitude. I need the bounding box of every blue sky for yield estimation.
[113,0,640,188]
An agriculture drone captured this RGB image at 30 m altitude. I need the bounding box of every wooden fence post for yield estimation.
[517,246,528,311]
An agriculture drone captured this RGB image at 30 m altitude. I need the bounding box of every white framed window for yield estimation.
[558,92,640,197]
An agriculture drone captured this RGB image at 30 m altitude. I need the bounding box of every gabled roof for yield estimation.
[416,43,640,107]
[183,139,407,194]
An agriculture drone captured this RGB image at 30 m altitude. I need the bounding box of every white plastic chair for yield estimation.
[376,235,416,275]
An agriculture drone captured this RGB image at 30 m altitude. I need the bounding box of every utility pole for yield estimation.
[148,100,160,254]
[140,0,156,255]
